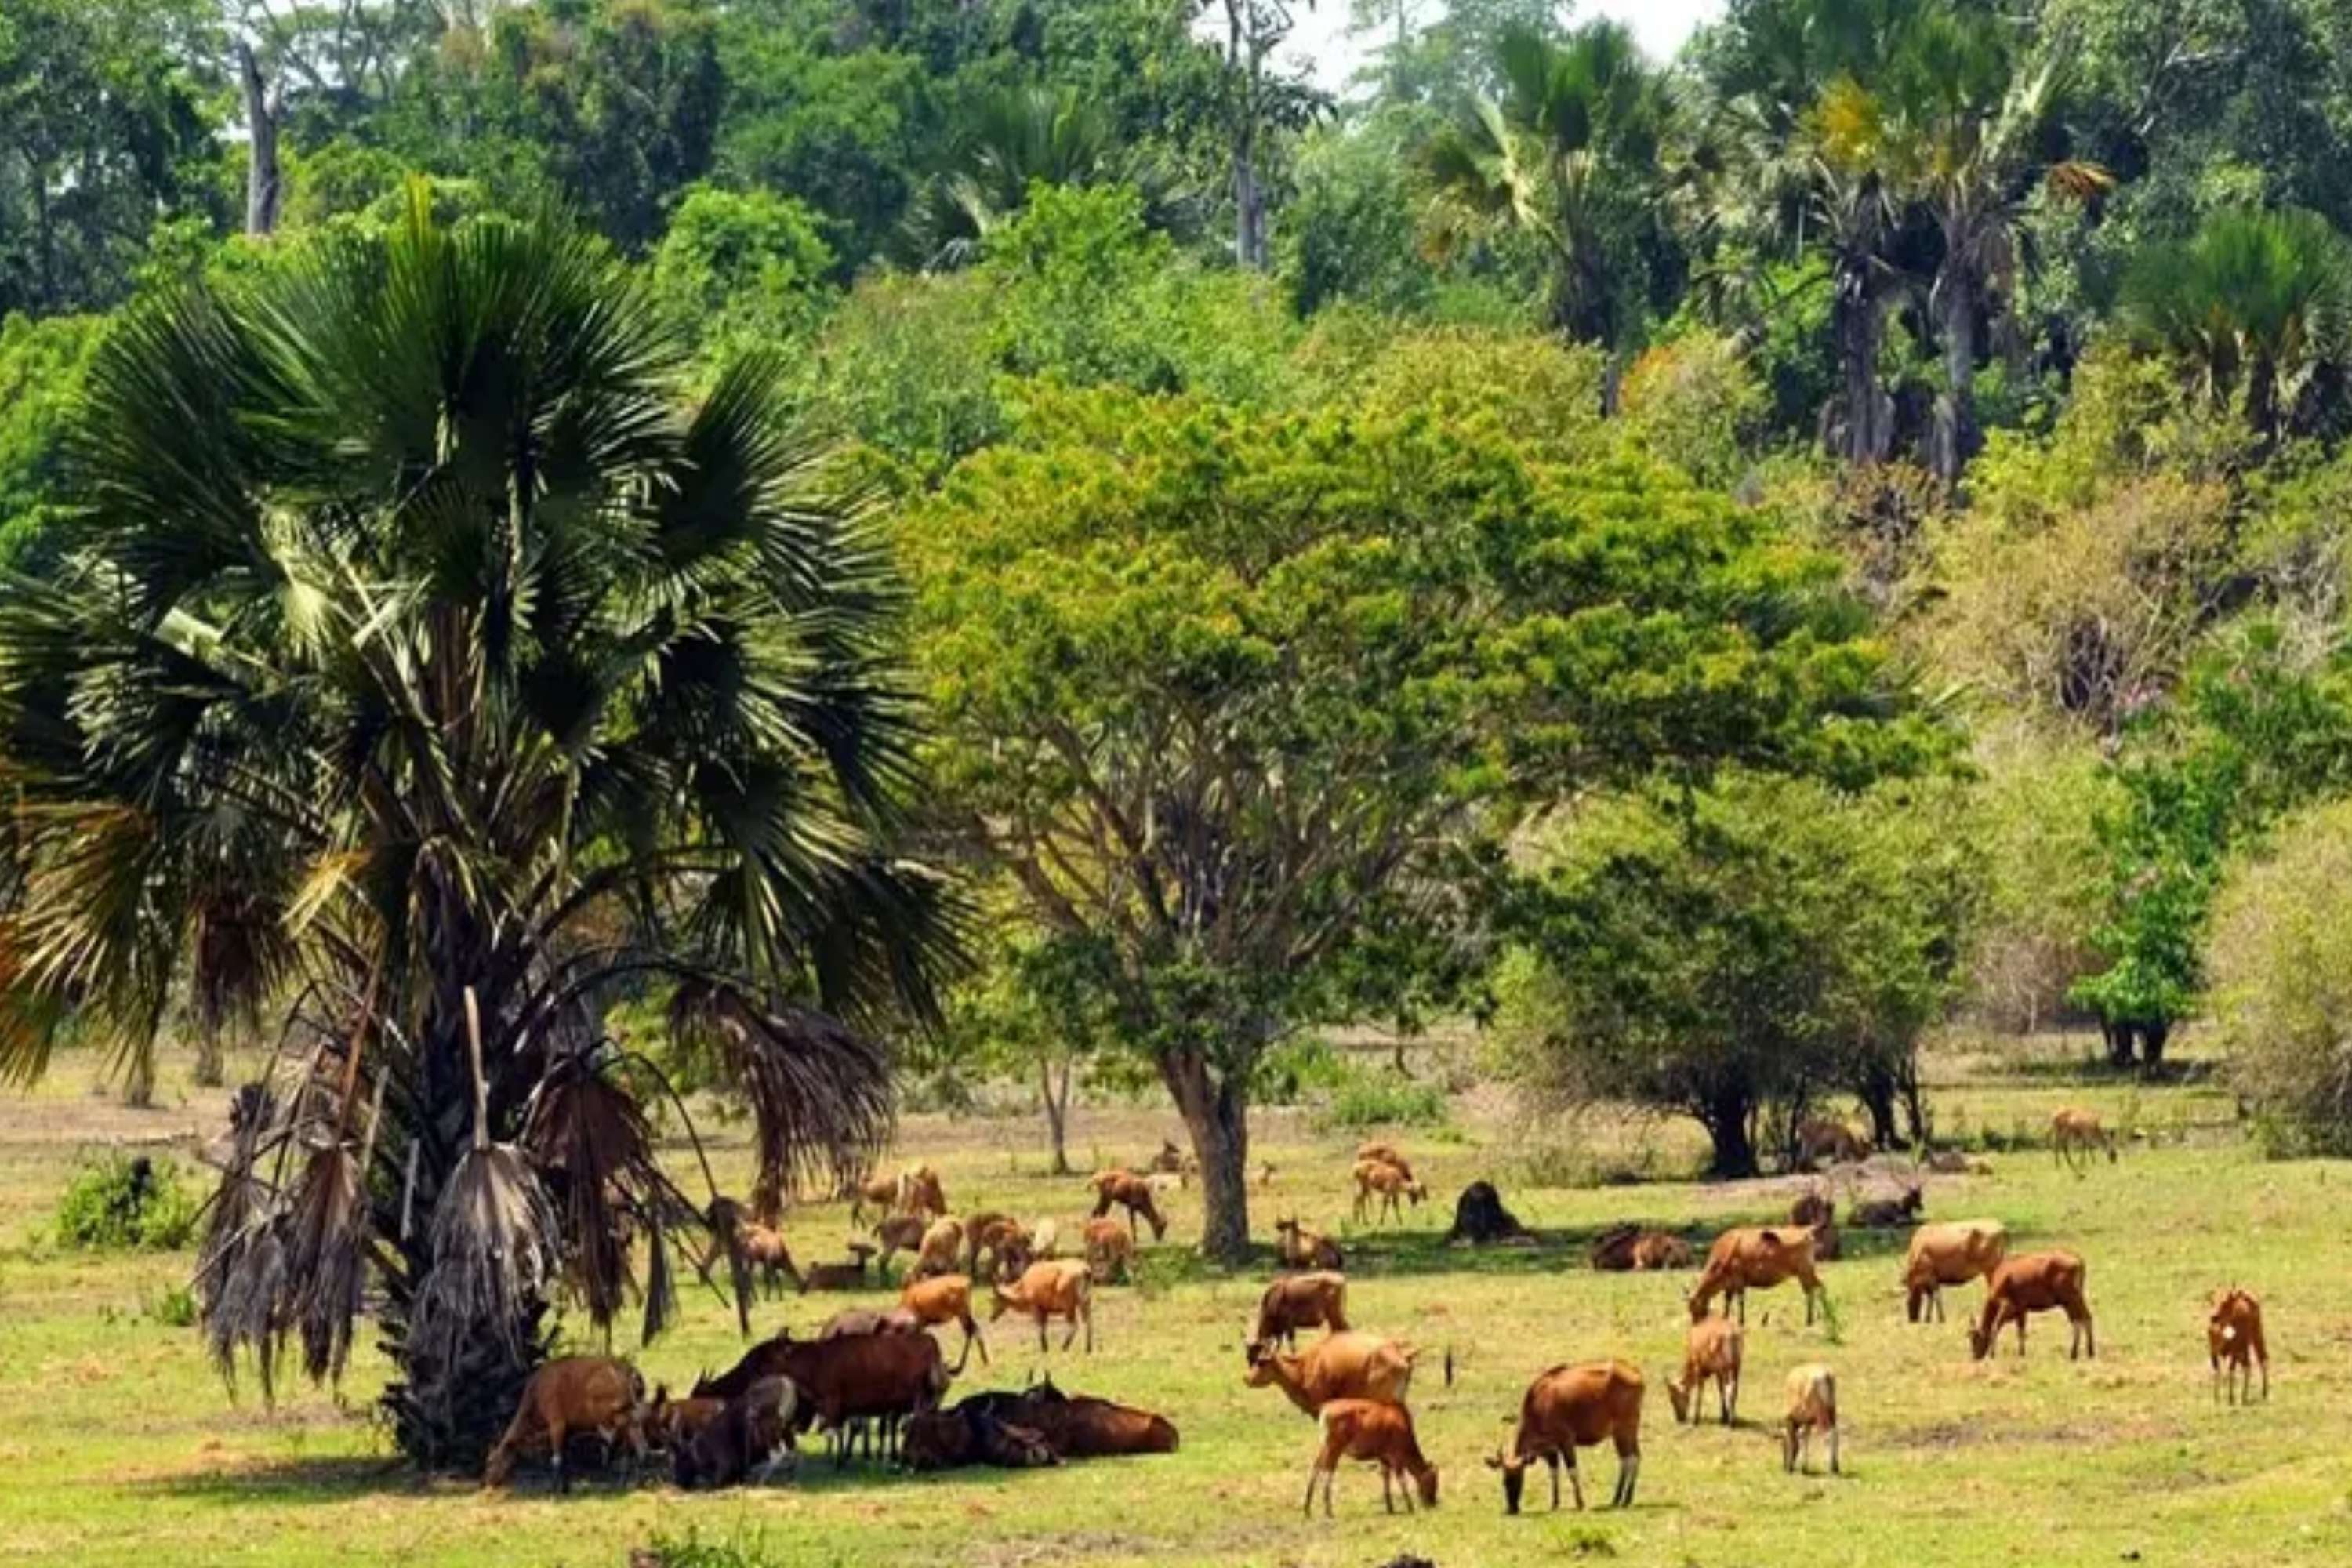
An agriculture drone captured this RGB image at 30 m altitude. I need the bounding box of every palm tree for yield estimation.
[1878,13,2110,481]
[904,85,1189,270]
[1423,20,1674,372]
[1800,75,1907,464]
[2119,206,2351,441]
[0,188,960,1468]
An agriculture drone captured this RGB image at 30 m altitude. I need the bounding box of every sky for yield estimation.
[1279,2,1727,89]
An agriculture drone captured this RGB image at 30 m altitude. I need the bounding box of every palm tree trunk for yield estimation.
[1933,267,1978,483]
[238,43,282,238]
[1835,267,1889,465]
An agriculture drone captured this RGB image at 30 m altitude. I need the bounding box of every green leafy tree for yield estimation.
[1497,774,1976,1175]
[0,311,103,572]
[651,183,837,365]
[2074,620,2352,1066]
[0,191,956,1465]
[903,380,1935,1258]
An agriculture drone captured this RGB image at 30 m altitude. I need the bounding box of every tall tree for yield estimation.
[0,191,957,1465]
[904,380,1937,1261]
[1207,1,1327,270]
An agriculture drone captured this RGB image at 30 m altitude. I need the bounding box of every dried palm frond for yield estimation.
[195,1083,291,1399]
[521,1057,660,1332]
[703,1195,757,1339]
[407,991,557,1383]
[669,982,893,1206]
[285,1078,385,1387]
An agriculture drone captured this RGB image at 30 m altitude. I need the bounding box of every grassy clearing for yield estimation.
[2,1040,2348,1567]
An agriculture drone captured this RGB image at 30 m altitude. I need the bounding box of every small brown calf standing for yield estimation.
[1083,1217,1135,1283]
[992,1258,1095,1352]
[900,1273,990,1371]
[1665,1316,1743,1426]
[1302,1399,1439,1517]
[2208,1288,2268,1404]
[1780,1363,1839,1475]
[1969,1250,2095,1360]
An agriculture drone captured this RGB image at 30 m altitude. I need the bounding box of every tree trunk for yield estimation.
[31,165,54,312]
[2139,1019,2169,1071]
[1834,266,1888,465]
[1933,266,1977,484]
[238,43,282,238]
[193,1023,226,1089]
[121,1050,155,1109]
[1855,1063,1900,1152]
[1698,1091,1759,1178]
[2103,1018,2136,1070]
[1041,1058,1074,1177]
[1233,141,1267,270]
[1163,1048,1250,1263]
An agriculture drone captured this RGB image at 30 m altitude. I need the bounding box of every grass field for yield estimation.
[3,1038,2349,1568]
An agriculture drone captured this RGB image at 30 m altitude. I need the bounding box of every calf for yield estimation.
[1849,1185,1924,1229]
[1488,1360,1643,1512]
[1902,1219,2008,1323]
[1688,1226,1826,1324]
[1780,1363,1838,1475]
[484,1356,647,1492]
[1969,1250,2094,1360]
[739,1221,804,1296]
[1088,1170,1168,1242]
[1274,1215,1344,1271]
[1083,1216,1135,1283]
[798,1242,879,1292]
[2208,1287,2268,1404]
[1352,1158,1426,1226]
[672,1376,800,1490]
[991,1258,1095,1352]
[965,1212,1033,1283]
[1303,1399,1439,1517]
[872,1213,928,1277]
[911,1217,964,1280]
[1795,1116,1871,1167]
[1355,1142,1416,1185]
[1245,1331,1417,1417]
[1665,1316,1743,1426]
[2051,1109,2118,1171]
[1254,1271,1349,1351]
[900,1273,990,1371]
[644,1385,726,1454]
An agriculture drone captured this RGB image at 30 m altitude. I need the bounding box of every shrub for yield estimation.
[1617,331,1769,489]
[2207,797,2352,1154]
[1960,729,2117,1033]
[638,1525,786,1568]
[54,1153,198,1252]
[1310,1057,1451,1132]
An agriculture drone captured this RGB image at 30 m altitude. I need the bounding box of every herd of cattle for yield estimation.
[479,1109,2273,1519]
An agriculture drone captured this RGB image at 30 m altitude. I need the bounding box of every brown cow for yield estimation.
[1488,1361,1643,1512]
[1969,1250,2095,1361]
[1303,1399,1439,1516]
[2208,1287,2269,1404]
[1244,1332,1417,1417]
[992,1258,1096,1352]
[1254,1271,1349,1350]
[1688,1226,1826,1324]
[900,1274,990,1371]
[484,1356,647,1492]
[1088,1170,1168,1242]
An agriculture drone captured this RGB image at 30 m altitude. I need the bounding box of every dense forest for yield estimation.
[8,0,2352,1456]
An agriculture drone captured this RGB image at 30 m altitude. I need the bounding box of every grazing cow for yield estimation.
[691,1330,950,1468]
[1303,1399,1439,1517]
[1245,1332,1417,1417]
[1352,1158,1426,1226]
[672,1377,800,1490]
[484,1356,648,1492]
[1795,1116,1871,1167]
[1082,1217,1135,1283]
[2208,1287,2268,1404]
[992,1258,1096,1352]
[1274,1215,1344,1271]
[1355,1142,1417,1185]
[965,1212,1033,1283]
[1665,1316,1743,1426]
[799,1242,880,1292]
[1902,1220,2009,1323]
[1689,1227,1826,1324]
[2051,1109,2118,1172]
[851,1164,946,1225]
[1254,1271,1349,1351]
[1088,1170,1168,1242]
[1780,1363,1839,1475]
[1488,1361,1643,1512]
[1969,1250,2095,1361]
[1849,1185,1924,1229]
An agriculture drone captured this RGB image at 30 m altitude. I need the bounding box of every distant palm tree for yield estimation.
[906,85,1196,269]
[0,188,959,1468]
[1878,10,2110,481]
[1422,20,1674,365]
[2121,206,2351,441]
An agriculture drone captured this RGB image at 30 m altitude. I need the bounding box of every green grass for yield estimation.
[2,1040,2348,1567]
